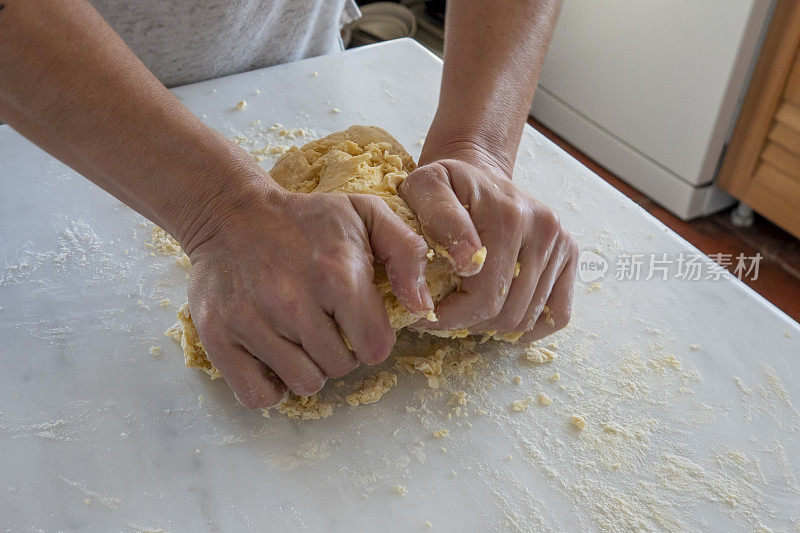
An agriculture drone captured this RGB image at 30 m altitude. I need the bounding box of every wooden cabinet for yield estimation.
[718,1,800,239]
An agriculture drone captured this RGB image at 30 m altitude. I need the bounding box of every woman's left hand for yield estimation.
[399,146,578,342]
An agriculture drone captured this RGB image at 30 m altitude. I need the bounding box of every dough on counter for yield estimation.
[166,126,525,419]
[267,125,523,338]
[345,371,397,407]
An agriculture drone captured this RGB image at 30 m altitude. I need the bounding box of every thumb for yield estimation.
[348,194,434,316]
[399,163,484,276]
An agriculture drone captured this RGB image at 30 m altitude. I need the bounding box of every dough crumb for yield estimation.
[447,390,468,406]
[510,398,532,412]
[345,371,397,406]
[235,100,247,111]
[492,331,525,342]
[311,71,318,77]
[395,342,480,389]
[274,394,334,420]
[648,354,682,373]
[689,344,701,350]
[522,345,556,365]
[571,414,587,430]
[513,261,521,278]
[542,305,555,326]
[538,393,552,406]
[149,346,162,357]
[548,373,560,382]
[150,226,190,268]
[331,107,342,113]
[425,521,432,528]
[167,303,222,379]
[159,299,172,307]
[425,310,438,322]
[471,246,488,266]
[512,376,522,385]
[587,282,603,292]
[433,429,449,438]
[393,485,407,496]
[733,377,752,395]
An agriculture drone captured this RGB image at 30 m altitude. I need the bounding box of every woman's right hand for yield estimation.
[183,177,433,408]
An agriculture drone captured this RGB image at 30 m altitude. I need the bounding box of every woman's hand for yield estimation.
[399,146,577,342]
[184,177,432,409]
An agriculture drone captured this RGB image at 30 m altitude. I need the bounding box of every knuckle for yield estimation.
[321,191,351,211]
[274,294,303,324]
[318,254,364,291]
[565,236,579,259]
[499,197,529,229]
[524,301,547,330]
[553,308,572,330]
[537,209,561,239]
[496,311,526,333]
[351,193,383,215]
[338,263,366,292]
[478,295,504,320]
[405,163,448,190]
[359,335,394,365]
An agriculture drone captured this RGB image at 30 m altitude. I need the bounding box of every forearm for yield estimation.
[0,0,264,252]
[422,0,562,173]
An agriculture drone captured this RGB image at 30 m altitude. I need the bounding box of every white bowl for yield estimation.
[354,2,417,41]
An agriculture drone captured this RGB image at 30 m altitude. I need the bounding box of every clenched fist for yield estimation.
[400,146,578,342]
[184,177,432,408]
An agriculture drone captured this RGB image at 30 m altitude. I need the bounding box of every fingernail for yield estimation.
[450,241,485,275]
[413,272,435,312]
[419,288,434,313]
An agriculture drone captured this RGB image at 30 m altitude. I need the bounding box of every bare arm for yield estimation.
[401,0,578,340]
[422,0,561,174]
[0,0,241,250]
[0,0,432,406]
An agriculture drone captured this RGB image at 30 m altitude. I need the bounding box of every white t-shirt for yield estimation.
[89,0,361,87]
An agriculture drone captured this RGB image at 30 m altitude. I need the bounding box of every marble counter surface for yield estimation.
[1,40,798,532]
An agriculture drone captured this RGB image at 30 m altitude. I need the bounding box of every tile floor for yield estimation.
[528,117,800,323]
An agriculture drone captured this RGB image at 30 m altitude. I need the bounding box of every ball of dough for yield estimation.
[268,125,460,331]
[170,126,523,384]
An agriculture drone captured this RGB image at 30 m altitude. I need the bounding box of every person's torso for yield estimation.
[90,0,360,87]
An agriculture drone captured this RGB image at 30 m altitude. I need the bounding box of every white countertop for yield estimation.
[1,39,798,532]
